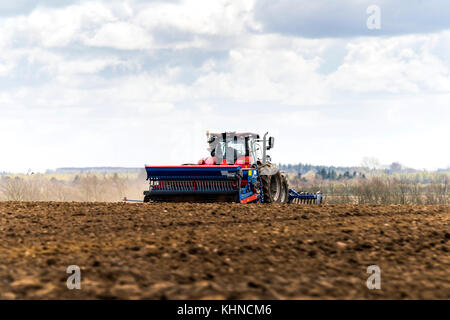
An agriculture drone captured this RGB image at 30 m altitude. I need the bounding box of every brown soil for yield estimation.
[0,202,448,299]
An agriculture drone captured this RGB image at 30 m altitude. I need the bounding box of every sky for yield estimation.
[0,0,449,172]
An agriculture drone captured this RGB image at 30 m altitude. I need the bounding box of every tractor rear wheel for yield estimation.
[261,172,282,203]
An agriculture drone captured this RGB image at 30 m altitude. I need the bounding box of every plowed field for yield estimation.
[0,202,448,299]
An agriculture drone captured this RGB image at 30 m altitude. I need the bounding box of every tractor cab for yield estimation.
[198,131,274,167]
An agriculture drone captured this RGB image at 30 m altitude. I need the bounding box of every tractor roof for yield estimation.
[209,132,260,139]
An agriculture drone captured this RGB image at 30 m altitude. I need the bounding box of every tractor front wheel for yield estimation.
[261,172,282,203]
[280,174,289,204]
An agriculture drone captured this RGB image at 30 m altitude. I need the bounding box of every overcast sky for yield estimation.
[1,0,449,172]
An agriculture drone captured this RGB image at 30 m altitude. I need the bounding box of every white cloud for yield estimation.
[82,21,152,50]
[191,48,326,105]
[0,0,449,172]
[136,0,260,37]
[327,35,450,94]
[0,60,14,76]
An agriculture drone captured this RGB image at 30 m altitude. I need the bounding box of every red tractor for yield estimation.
[144,131,321,204]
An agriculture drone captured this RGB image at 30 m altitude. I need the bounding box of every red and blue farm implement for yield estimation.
[142,132,322,204]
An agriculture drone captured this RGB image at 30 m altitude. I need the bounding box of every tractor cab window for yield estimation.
[215,141,245,161]
[226,141,245,157]
[252,139,262,162]
[208,137,248,164]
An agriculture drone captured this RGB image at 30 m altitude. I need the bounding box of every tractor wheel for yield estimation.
[280,174,289,204]
[261,171,282,203]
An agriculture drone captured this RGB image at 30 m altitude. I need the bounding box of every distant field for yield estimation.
[0,172,146,202]
[0,170,448,204]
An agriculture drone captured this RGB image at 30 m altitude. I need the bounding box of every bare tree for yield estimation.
[0,177,27,201]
